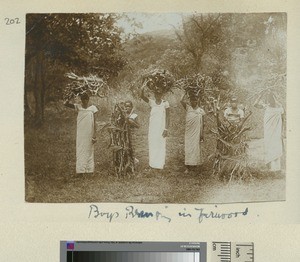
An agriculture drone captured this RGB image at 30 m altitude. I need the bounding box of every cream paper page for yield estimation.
[0,0,300,261]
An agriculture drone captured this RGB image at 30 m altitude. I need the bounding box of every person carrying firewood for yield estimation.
[64,92,98,175]
[254,90,284,173]
[180,92,206,173]
[140,85,170,170]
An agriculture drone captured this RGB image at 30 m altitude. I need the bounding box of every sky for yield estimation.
[116,13,185,35]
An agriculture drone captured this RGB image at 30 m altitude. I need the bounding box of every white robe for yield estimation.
[74,104,98,173]
[148,99,169,169]
[185,105,205,166]
[264,106,284,171]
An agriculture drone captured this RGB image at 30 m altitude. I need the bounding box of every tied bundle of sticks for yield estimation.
[63,72,109,101]
[105,102,134,178]
[210,110,253,182]
[142,69,175,94]
[176,73,220,112]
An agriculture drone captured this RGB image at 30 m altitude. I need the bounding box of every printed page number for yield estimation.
[4,18,21,25]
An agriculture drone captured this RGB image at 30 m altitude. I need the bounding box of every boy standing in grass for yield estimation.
[254,90,284,173]
[64,92,98,175]
[180,92,205,173]
[140,86,170,170]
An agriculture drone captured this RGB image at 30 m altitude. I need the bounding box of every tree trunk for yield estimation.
[195,56,203,74]
[33,52,45,127]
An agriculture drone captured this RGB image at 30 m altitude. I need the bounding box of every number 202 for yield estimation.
[5,18,20,25]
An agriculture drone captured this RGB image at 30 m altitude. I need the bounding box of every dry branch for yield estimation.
[176,73,221,113]
[104,102,135,178]
[63,72,109,101]
[141,69,175,94]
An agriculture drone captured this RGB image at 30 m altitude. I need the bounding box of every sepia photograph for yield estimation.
[24,12,287,203]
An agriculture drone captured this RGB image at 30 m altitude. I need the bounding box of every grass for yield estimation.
[24,96,286,203]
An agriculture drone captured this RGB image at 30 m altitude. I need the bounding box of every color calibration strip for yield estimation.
[67,251,200,262]
[61,241,254,262]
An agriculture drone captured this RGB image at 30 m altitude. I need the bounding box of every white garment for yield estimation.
[224,107,244,124]
[264,105,284,171]
[185,105,205,165]
[148,99,169,169]
[74,104,98,173]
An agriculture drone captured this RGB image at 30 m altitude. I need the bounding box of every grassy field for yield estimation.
[25,95,285,203]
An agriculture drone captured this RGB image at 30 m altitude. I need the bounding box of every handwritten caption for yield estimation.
[88,204,249,223]
[4,18,20,25]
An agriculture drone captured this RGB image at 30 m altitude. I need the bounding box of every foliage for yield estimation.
[25,13,127,126]
[155,47,195,79]
[175,13,231,73]
[210,111,253,181]
[110,33,178,97]
[229,13,286,98]
[26,13,126,75]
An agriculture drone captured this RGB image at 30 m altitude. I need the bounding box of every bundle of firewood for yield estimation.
[176,74,216,97]
[104,103,134,177]
[63,72,109,101]
[176,73,221,114]
[210,111,252,182]
[141,69,175,94]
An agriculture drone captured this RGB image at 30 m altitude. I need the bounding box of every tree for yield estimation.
[227,13,286,102]
[25,13,127,127]
[175,13,228,73]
